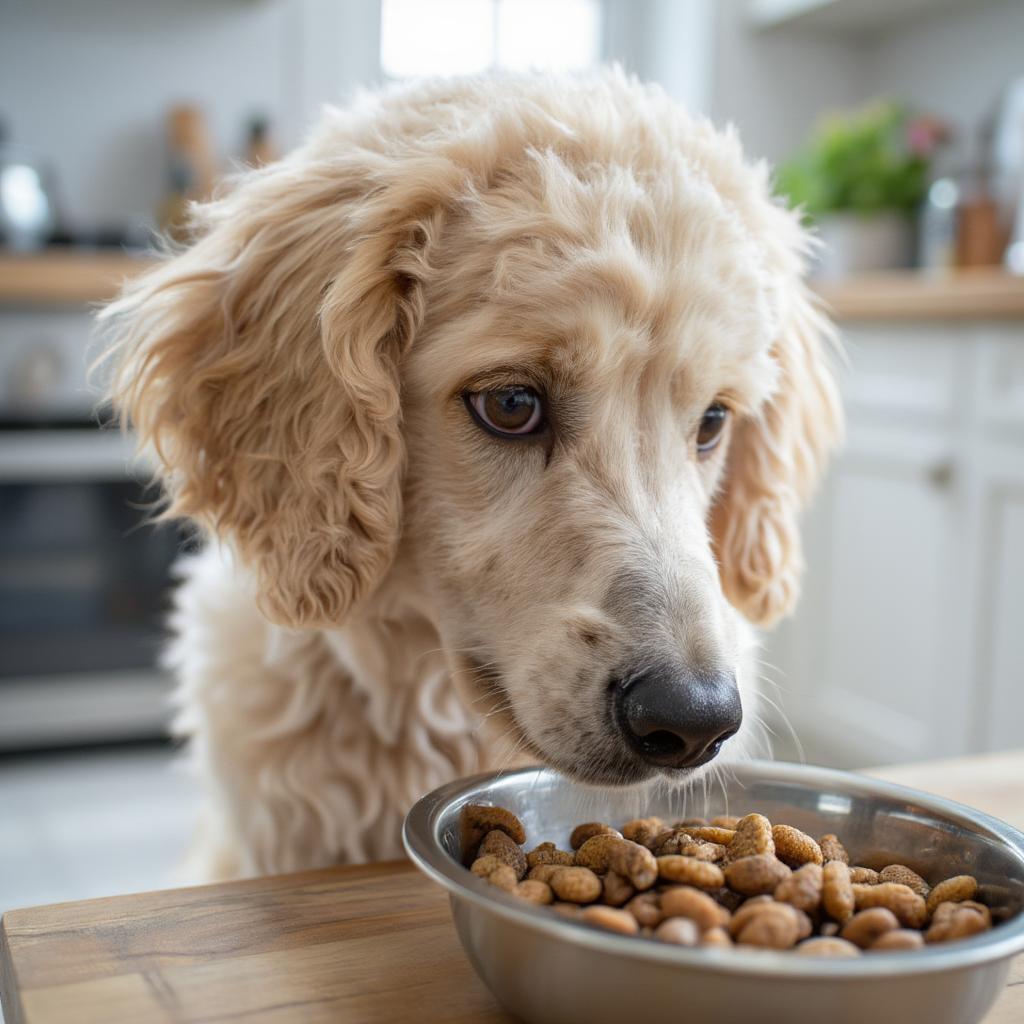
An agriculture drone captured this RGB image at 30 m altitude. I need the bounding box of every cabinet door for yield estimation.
[762,326,970,768]
[964,329,1024,752]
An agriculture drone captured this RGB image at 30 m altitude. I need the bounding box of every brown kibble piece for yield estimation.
[839,907,900,949]
[685,826,737,846]
[569,822,620,850]
[526,842,574,868]
[926,903,991,944]
[649,829,692,856]
[879,864,930,898]
[514,879,553,904]
[850,866,880,885]
[487,865,518,891]
[581,905,639,935]
[701,926,734,948]
[822,861,855,923]
[601,870,635,907]
[657,856,725,890]
[929,899,990,928]
[674,817,709,828]
[659,886,730,931]
[549,866,602,903]
[625,891,663,928]
[711,815,741,829]
[650,831,726,863]
[853,883,927,929]
[871,928,925,951]
[683,841,727,863]
[819,834,849,865]
[527,864,562,884]
[926,876,978,917]
[735,903,801,949]
[654,917,700,945]
[772,824,824,867]
[478,829,527,879]
[573,833,625,872]
[461,804,526,860]
[820,921,840,937]
[608,839,659,890]
[726,814,775,862]
[728,895,777,937]
[775,862,823,913]
[724,854,791,896]
[620,817,664,847]
[471,854,501,878]
[796,937,861,957]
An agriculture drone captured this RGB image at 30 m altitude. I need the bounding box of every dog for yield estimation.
[101,69,841,882]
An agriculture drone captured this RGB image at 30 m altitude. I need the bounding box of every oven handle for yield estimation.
[0,429,152,482]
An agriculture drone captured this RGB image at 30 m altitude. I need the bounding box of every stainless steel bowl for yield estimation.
[403,760,1024,1024]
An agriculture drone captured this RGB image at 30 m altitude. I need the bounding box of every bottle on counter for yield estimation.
[244,115,277,168]
[918,176,959,272]
[158,104,216,241]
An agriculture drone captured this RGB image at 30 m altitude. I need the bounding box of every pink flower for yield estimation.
[907,117,949,156]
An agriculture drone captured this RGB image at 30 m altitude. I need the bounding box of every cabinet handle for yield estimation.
[927,460,955,489]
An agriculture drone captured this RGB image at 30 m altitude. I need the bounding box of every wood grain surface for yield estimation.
[4,249,1024,320]
[0,250,150,305]
[813,268,1024,321]
[2,752,1023,1024]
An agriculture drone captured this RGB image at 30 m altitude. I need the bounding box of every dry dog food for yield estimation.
[459,804,1015,956]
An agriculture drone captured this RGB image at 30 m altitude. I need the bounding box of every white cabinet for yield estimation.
[765,322,1024,768]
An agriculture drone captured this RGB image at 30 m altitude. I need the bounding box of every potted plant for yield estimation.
[777,101,943,278]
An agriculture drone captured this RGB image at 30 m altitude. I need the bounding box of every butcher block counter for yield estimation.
[1,750,1022,1024]
[3,248,1024,317]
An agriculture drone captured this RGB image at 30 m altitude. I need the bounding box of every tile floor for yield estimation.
[0,743,199,917]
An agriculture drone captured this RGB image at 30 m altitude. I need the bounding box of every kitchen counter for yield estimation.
[815,268,1024,321]
[0,249,152,305]
[1,750,1022,1024]
[3,249,1024,318]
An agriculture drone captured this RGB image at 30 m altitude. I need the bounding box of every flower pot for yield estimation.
[814,212,914,279]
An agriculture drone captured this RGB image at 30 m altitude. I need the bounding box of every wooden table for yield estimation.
[2,751,1023,1023]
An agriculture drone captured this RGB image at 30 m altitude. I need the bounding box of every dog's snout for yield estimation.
[613,665,742,770]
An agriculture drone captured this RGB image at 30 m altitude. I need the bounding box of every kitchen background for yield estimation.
[2,0,1023,936]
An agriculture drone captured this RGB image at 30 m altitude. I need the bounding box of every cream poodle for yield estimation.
[102,69,841,882]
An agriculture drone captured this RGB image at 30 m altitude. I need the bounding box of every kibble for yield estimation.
[460,805,1005,954]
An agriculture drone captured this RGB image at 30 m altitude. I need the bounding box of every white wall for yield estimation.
[709,1,868,165]
[3,0,1022,233]
[706,0,1024,172]
[0,0,382,233]
[867,0,1024,172]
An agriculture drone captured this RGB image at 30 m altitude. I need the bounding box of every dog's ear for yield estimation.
[711,285,842,627]
[102,141,449,628]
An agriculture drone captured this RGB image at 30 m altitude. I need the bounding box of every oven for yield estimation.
[0,306,188,750]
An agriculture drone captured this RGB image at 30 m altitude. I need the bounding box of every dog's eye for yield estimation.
[697,403,728,454]
[466,387,545,437]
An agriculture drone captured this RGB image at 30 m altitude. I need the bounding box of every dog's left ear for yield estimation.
[711,284,842,627]
[102,134,452,628]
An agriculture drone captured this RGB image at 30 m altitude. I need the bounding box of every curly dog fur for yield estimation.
[101,69,840,880]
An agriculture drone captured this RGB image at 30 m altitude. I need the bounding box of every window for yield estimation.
[380,0,602,79]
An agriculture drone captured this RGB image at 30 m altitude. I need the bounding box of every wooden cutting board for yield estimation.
[2,751,1023,1023]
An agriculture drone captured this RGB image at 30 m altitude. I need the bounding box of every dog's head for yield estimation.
[103,71,840,786]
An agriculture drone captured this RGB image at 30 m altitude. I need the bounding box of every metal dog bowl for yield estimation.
[403,761,1024,1024]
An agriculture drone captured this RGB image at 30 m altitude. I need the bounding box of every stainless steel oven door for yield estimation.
[0,428,186,749]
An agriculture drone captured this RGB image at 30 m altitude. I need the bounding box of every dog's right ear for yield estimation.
[101,134,451,628]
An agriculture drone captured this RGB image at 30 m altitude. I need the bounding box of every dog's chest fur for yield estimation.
[167,545,484,880]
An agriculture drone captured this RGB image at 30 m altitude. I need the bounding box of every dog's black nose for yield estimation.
[613,665,742,770]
